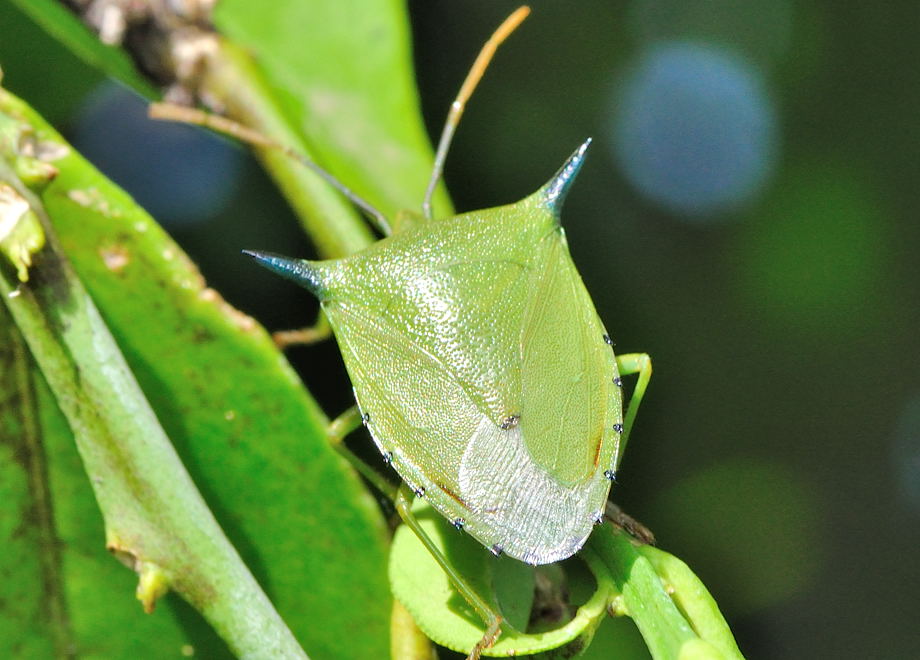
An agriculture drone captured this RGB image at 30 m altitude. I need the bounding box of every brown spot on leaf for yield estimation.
[99,244,130,272]
[66,187,121,217]
[107,542,139,571]
[66,189,92,207]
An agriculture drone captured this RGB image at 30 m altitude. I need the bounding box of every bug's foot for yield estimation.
[271,325,331,349]
[604,501,656,546]
[467,616,502,660]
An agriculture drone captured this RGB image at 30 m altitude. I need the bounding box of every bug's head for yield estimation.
[542,138,592,217]
[242,250,328,298]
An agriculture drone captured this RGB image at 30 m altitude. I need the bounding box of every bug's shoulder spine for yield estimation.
[541,138,592,217]
[242,250,330,298]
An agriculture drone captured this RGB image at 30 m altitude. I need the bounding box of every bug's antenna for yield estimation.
[148,103,392,235]
[421,6,530,220]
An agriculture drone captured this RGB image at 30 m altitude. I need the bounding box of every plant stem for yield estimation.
[637,545,745,659]
[203,39,376,259]
[0,153,308,659]
[589,526,727,660]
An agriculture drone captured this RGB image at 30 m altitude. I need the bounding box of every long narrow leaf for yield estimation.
[1,84,393,658]
[0,127,307,660]
[8,0,157,98]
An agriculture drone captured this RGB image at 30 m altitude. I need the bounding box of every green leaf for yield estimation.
[2,101,210,657]
[1,100,307,660]
[33,368,220,658]
[213,0,452,222]
[8,0,157,98]
[637,546,744,660]
[392,506,744,659]
[588,527,740,660]
[0,85,391,657]
[590,528,697,658]
[0,316,64,658]
[389,499,614,656]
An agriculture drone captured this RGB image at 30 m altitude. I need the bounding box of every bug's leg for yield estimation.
[607,353,656,544]
[603,501,656,546]
[272,309,332,349]
[325,411,501,658]
[614,352,653,459]
[422,6,530,219]
[326,406,398,500]
[148,103,392,234]
[326,411,446,656]
[394,483,503,660]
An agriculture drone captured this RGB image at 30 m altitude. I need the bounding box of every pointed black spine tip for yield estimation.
[241,249,326,297]
[543,137,592,215]
[241,249,284,267]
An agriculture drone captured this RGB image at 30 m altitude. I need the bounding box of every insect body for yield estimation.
[248,140,623,564]
[151,5,650,655]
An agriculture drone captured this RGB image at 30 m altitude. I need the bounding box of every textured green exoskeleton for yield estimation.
[248,140,625,565]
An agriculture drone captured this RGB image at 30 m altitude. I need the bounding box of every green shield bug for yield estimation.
[249,139,623,565]
[215,5,652,656]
